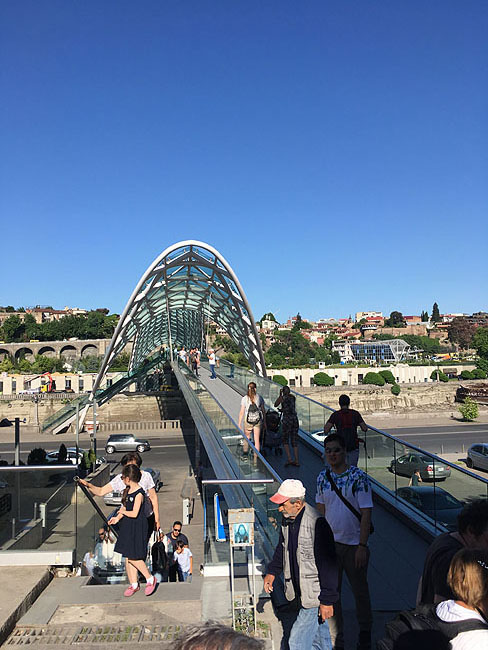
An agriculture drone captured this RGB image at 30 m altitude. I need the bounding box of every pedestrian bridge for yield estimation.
[9,239,488,645]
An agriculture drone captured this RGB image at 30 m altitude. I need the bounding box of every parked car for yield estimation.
[103,467,162,506]
[389,452,451,481]
[46,447,105,466]
[467,444,488,471]
[396,486,464,531]
[104,434,151,454]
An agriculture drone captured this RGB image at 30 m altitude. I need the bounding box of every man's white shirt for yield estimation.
[315,465,373,545]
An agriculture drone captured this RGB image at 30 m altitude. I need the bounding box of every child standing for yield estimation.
[108,464,156,597]
[175,540,193,582]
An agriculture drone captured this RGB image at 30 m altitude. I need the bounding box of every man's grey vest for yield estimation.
[282,503,321,608]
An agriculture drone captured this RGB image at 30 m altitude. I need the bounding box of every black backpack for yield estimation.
[151,540,169,574]
[377,603,488,650]
[246,401,262,425]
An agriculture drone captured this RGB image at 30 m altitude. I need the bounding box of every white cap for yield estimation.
[270,479,306,504]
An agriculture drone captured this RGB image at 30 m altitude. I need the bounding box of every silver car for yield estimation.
[104,434,151,454]
[467,443,488,471]
[103,467,162,506]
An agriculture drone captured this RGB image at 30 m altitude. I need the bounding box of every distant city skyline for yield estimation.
[1,2,486,320]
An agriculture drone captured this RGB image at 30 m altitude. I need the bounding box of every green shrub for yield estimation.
[27,448,47,465]
[362,372,386,386]
[431,369,449,382]
[472,369,487,379]
[313,372,334,386]
[461,370,475,380]
[459,396,479,422]
[391,384,401,396]
[379,370,396,384]
[272,375,288,386]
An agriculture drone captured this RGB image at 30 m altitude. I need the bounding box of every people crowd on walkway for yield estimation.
[79,384,488,647]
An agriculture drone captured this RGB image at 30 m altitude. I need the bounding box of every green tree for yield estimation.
[472,369,487,380]
[27,448,47,465]
[459,397,479,422]
[110,352,131,372]
[430,369,448,382]
[448,318,476,349]
[473,327,488,360]
[431,302,441,323]
[313,372,334,386]
[379,370,396,384]
[384,311,405,328]
[391,384,401,396]
[421,310,429,322]
[461,370,474,380]
[1,315,25,342]
[362,372,386,386]
[272,375,288,386]
[24,314,41,341]
[259,312,277,323]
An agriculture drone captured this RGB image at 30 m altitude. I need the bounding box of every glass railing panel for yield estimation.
[359,429,398,492]
[75,483,125,584]
[0,466,76,551]
[202,483,231,567]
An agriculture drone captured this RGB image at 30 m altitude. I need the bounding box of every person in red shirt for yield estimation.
[323,395,368,467]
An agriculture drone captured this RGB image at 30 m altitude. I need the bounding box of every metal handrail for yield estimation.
[0,464,76,471]
[74,477,118,538]
[203,479,275,485]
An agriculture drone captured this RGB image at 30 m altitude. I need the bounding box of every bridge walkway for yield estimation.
[193,364,429,646]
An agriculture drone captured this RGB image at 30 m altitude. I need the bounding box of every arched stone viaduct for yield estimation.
[0,339,111,362]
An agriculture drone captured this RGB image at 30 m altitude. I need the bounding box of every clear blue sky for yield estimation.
[1,1,487,322]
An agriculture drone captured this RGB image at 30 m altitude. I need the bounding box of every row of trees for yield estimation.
[0,310,118,343]
[382,303,441,327]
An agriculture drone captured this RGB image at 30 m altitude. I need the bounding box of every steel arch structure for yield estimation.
[91,240,265,395]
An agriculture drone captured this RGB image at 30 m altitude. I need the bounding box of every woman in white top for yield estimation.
[238,382,266,456]
[436,547,488,649]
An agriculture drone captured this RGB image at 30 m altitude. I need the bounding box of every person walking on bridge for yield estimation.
[208,348,217,379]
[275,385,300,467]
[264,479,338,650]
[238,382,266,457]
[316,433,373,650]
[323,394,368,467]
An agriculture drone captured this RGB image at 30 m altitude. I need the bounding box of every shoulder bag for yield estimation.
[325,469,374,535]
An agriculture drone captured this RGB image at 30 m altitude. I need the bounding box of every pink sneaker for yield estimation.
[145,578,156,596]
[124,585,140,597]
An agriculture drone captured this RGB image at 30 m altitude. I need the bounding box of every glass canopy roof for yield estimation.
[91,241,266,394]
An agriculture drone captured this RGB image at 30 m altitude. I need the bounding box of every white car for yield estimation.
[103,467,162,506]
[46,448,105,466]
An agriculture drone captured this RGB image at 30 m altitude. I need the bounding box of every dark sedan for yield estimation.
[389,452,451,481]
[397,486,464,531]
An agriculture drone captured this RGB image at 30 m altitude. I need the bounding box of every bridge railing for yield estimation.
[175,359,281,569]
[212,358,488,534]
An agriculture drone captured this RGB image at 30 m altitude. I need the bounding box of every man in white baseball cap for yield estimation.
[264,479,338,649]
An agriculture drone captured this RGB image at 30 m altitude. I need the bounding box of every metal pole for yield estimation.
[92,401,97,457]
[14,417,21,529]
[75,401,80,462]
[14,418,20,466]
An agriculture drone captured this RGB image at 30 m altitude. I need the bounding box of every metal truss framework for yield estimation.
[91,241,266,395]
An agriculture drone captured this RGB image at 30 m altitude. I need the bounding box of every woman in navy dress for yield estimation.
[108,464,156,597]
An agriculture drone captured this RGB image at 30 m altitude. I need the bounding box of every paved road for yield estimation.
[383,423,488,455]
